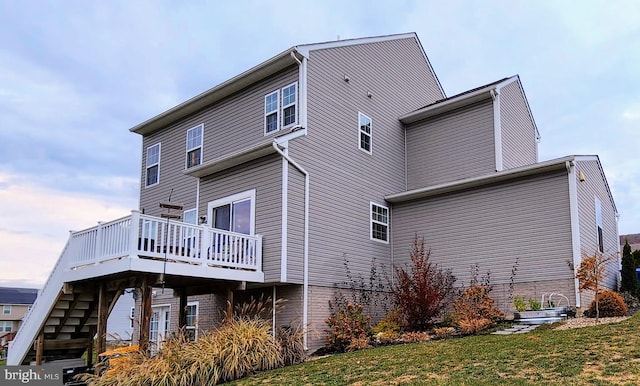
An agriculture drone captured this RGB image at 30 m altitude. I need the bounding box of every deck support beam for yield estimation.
[96,282,108,356]
[35,331,44,365]
[226,287,234,323]
[139,277,153,356]
[177,288,187,329]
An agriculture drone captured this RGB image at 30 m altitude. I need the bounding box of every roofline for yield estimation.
[400,75,519,124]
[130,48,302,135]
[574,155,618,214]
[385,156,577,203]
[132,33,434,136]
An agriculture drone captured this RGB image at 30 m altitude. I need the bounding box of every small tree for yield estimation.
[392,235,456,331]
[620,240,639,297]
[575,251,615,323]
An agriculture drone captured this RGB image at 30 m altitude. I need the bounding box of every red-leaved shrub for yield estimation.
[392,236,456,331]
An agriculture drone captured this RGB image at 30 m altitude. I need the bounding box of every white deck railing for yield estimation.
[67,210,263,271]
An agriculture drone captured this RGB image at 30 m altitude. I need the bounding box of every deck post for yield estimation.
[177,288,187,329]
[87,325,96,368]
[94,221,104,261]
[129,210,141,257]
[96,282,108,356]
[35,331,44,365]
[139,277,152,356]
[226,287,234,323]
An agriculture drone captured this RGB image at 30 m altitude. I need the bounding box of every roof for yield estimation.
[0,287,38,305]
[130,33,444,136]
[620,234,640,251]
[385,155,617,207]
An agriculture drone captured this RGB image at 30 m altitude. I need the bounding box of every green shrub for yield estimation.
[325,302,371,352]
[513,295,527,312]
[584,290,628,318]
[372,309,402,335]
[528,298,542,311]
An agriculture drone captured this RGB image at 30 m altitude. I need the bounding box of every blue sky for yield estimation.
[1,1,639,288]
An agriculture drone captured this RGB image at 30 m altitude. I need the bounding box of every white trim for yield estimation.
[299,56,308,130]
[281,82,298,129]
[358,112,372,154]
[370,202,389,244]
[491,89,503,171]
[568,162,582,308]
[207,189,256,235]
[185,124,204,168]
[264,89,280,135]
[281,145,289,282]
[145,143,161,187]
[195,179,200,220]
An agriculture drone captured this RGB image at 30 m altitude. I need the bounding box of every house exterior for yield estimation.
[620,234,640,252]
[1,287,38,357]
[8,33,619,364]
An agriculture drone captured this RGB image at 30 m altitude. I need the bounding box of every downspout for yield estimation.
[567,160,582,308]
[491,89,503,171]
[272,140,310,350]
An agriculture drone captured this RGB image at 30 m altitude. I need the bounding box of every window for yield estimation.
[370,202,389,243]
[185,302,198,341]
[282,83,297,127]
[145,143,160,187]
[186,124,203,168]
[183,208,198,249]
[2,305,10,315]
[264,83,298,135]
[0,321,12,332]
[595,197,604,253]
[208,189,256,235]
[265,90,279,134]
[359,113,372,153]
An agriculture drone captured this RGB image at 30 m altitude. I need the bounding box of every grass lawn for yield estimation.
[231,314,640,385]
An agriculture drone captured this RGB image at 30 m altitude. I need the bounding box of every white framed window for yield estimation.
[359,113,372,154]
[186,124,203,168]
[185,301,199,341]
[595,197,604,253]
[145,143,160,187]
[183,208,198,249]
[0,321,12,332]
[208,189,256,235]
[3,305,10,315]
[370,202,389,243]
[282,83,297,128]
[265,90,280,134]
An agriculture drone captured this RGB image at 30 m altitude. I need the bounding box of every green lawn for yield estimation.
[231,314,640,385]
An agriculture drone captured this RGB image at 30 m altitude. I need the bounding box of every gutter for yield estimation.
[271,138,310,350]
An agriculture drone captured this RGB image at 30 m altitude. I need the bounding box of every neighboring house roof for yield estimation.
[620,234,640,251]
[399,75,540,140]
[130,32,444,136]
[386,155,617,212]
[0,288,38,305]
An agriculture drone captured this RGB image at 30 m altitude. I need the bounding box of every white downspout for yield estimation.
[272,140,310,350]
[567,160,582,308]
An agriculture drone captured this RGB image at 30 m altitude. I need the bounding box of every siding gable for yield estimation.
[406,99,495,189]
[500,80,538,169]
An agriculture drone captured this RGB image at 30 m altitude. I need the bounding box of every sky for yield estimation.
[1,1,638,288]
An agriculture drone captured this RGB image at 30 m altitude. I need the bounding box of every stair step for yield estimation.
[43,325,77,334]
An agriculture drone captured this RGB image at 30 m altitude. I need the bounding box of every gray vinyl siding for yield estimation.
[406,99,495,189]
[139,66,298,216]
[575,159,619,290]
[198,155,282,283]
[286,167,305,284]
[500,81,538,169]
[140,130,198,217]
[392,170,574,293]
[289,37,443,289]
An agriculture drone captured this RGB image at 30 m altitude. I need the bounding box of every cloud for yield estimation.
[0,172,134,286]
